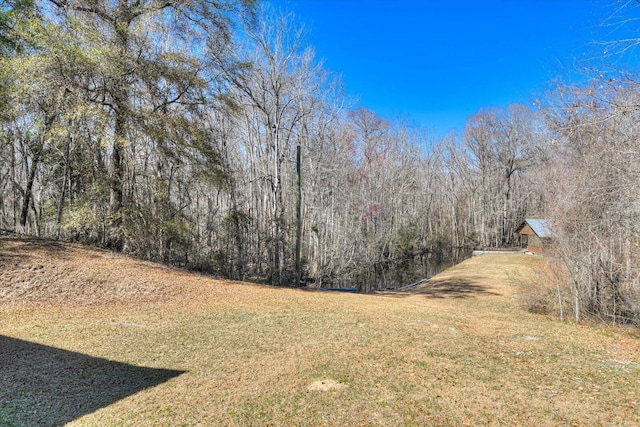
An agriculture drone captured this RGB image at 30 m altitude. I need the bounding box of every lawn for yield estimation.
[1,236,639,426]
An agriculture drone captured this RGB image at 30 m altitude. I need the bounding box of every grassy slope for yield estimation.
[1,236,639,426]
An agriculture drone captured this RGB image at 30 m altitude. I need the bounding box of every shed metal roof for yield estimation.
[524,219,554,238]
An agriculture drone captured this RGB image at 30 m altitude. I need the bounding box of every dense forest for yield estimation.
[1,1,640,325]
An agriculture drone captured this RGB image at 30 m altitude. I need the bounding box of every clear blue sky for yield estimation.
[268,0,640,136]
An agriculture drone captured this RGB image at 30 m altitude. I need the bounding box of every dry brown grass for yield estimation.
[1,236,639,426]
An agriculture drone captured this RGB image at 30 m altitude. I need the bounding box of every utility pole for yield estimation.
[295,142,302,287]
[272,123,281,286]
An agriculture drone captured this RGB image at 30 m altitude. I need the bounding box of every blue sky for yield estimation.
[268,0,639,135]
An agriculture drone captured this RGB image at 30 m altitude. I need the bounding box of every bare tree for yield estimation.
[545,79,640,324]
[463,105,537,247]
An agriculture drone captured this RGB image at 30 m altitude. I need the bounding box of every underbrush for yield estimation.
[516,256,640,327]
[515,256,569,319]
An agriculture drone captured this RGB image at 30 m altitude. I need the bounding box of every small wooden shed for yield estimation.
[515,219,554,253]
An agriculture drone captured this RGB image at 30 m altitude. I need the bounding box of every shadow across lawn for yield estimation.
[0,335,185,427]
[411,277,501,298]
[382,276,501,299]
[0,236,67,253]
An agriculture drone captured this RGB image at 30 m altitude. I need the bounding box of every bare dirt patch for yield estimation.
[307,379,348,391]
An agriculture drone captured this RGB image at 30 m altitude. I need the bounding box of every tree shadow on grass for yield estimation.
[0,236,107,262]
[381,277,501,299]
[0,335,185,427]
[0,236,66,253]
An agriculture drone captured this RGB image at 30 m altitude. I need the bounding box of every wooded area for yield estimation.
[1,1,640,324]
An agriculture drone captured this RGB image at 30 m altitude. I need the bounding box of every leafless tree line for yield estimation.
[542,78,640,325]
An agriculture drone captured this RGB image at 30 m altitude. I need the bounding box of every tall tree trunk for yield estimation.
[19,136,44,232]
[56,132,71,239]
[109,102,126,250]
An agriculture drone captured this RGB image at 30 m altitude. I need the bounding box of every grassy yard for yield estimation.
[1,237,639,426]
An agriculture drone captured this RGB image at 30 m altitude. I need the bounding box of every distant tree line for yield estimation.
[1,1,639,324]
